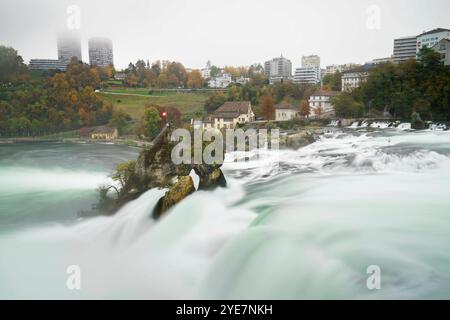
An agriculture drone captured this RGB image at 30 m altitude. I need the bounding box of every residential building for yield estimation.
[114,72,126,81]
[236,76,250,85]
[208,73,232,88]
[201,68,211,79]
[432,38,450,65]
[201,61,212,79]
[294,66,321,84]
[264,55,292,84]
[341,64,374,92]
[205,101,254,129]
[323,63,359,76]
[308,90,340,118]
[293,54,322,84]
[393,36,417,63]
[275,104,299,121]
[57,32,82,64]
[29,59,68,71]
[90,126,118,140]
[88,37,114,67]
[301,55,320,68]
[417,28,450,54]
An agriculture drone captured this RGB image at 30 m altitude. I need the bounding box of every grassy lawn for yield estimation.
[99,91,210,121]
[39,130,81,139]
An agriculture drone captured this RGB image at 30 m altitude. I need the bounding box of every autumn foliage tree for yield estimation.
[314,106,324,118]
[187,70,203,88]
[260,95,275,120]
[0,49,114,137]
[299,100,310,118]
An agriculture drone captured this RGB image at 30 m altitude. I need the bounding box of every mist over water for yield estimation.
[1,130,450,299]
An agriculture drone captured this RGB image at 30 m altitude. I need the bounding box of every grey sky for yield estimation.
[0,0,449,70]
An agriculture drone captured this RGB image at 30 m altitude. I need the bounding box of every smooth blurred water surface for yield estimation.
[1,130,450,299]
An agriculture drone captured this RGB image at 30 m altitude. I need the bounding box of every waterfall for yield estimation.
[2,131,450,299]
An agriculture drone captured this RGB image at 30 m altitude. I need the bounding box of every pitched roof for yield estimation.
[311,90,340,97]
[215,101,251,114]
[213,101,251,119]
[92,126,116,134]
[418,28,450,37]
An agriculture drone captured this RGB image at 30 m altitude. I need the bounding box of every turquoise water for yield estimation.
[0,143,139,230]
[1,131,450,299]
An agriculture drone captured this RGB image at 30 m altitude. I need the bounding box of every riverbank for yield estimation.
[0,137,153,148]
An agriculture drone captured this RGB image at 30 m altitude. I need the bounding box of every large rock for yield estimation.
[193,165,227,190]
[102,126,227,219]
[153,176,195,218]
[135,126,179,190]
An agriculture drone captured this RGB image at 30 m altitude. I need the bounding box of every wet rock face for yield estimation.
[153,176,195,219]
[109,126,227,219]
[194,166,227,190]
[135,127,179,190]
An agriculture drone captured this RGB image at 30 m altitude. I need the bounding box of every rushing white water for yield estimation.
[0,167,110,193]
[1,131,450,299]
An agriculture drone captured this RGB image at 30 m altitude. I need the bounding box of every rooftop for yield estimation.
[418,28,450,37]
[92,126,117,134]
[311,90,340,97]
[213,101,252,120]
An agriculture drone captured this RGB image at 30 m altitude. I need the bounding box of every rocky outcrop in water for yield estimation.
[153,175,195,218]
[99,126,227,218]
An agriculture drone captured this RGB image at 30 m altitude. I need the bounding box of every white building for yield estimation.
[393,36,417,63]
[432,38,450,65]
[264,55,292,84]
[341,65,374,92]
[417,28,450,55]
[275,104,299,121]
[323,63,359,76]
[208,73,232,88]
[201,68,211,79]
[236,76,250,85]
[301,55,320,68]
[200,61,212,79]
[114,72,126,81]
[29,59,68,71]
[294,66,321,84]
[204,101,255,130]
[308,90,340,118]
[88,37,114,67]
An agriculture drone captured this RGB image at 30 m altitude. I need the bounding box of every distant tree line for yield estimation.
[122,60,268,89]
[0,45,119,137]
[203,81,319,120]
[123,60,200,89]
[332,48,450,123]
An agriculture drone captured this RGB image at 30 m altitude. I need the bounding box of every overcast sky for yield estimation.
[0,0,449,70]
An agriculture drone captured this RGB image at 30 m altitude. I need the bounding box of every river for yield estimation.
[1,129,450,299]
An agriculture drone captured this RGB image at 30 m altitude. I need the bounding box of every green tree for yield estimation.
[0,45,27,83]
[109,109,131,134]
[204,93,227,113]
[332,93,364,118]
[144,106,162,139]
[112,160,137,192]
[322,71,342,91]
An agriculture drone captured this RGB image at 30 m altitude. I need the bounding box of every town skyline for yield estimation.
[1,0,450,70]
